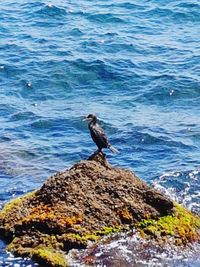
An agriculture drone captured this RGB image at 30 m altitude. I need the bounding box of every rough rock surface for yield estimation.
[0,153,199,267]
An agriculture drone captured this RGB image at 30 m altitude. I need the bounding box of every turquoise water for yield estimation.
[0,0,200,266]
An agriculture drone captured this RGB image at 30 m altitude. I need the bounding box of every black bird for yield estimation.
[83,114,118,153]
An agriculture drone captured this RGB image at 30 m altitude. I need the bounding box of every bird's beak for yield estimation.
[82,116,88,121]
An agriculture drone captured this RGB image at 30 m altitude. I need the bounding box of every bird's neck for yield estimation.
[89,119,96,127]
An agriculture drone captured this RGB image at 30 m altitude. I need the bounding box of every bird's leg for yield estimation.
[94,148,100,155]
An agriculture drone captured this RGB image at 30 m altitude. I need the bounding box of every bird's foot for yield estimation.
[88,150,108,164]
[88,149,105,160]
[94,149,100,155]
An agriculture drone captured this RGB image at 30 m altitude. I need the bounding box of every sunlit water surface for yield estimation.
[0,0,200,266]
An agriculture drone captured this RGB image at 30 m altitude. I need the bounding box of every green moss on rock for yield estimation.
[137,203,200,244]
[0,191,36,238]
[32,247,67,267]
[0,191,35,219]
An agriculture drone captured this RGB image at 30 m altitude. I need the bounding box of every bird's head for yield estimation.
[83,114,97,123]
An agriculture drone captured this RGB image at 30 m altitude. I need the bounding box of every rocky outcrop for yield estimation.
[0,153,199,266]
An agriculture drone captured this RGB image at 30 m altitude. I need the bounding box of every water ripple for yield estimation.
[0,0,200,265]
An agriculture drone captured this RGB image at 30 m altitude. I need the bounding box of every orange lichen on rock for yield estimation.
[22,204,83,228]
[118,207,133,223]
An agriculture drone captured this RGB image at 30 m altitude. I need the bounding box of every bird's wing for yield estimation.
[92,124,109,146]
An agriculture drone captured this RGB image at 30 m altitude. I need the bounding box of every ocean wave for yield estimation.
[115,2,147,10]
[138,6,200,23]
[9,111,38,122]
[21,2,67,18]
[175,2,200,10]
[72,230,200,266]
[35,4,67,18]
[153,169,200,214]
[87,13,126,24]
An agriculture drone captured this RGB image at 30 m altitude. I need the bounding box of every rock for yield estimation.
[0,152,199,266]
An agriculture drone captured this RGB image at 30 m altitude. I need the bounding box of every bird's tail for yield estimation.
[108,145,119,153]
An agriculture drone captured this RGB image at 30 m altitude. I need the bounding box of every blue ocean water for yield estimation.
[0,0,200,266]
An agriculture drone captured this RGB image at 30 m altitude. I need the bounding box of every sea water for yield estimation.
[0,0,200,266]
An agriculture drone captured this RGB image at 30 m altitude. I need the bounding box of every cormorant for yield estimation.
[83,114,118,153]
